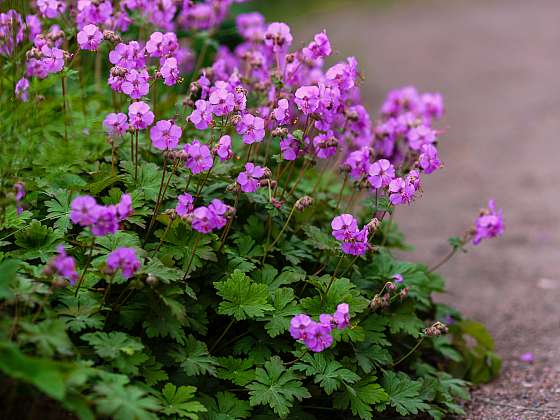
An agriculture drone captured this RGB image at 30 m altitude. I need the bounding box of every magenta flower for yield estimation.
[303,31,332,60]
[15,78,29,102]
[46,246,78,285]
[294,85,320,115]
[333,303,350,329]
[472,200,504,245]
[289,314,312,340]
[176,193,194,217]
[146,31,178,58]
[106,247,141,279]
[273,98,290,123]
[150,120,182,150]
[77,24,103,51]
[421,92,444,120]
[214,135,233,161]
[389,178,416,206]
[207,199,229,230]
[407,124,437,151]
[367,159,395,189]
[304,322,333,353]
[160,57,179,86]
[90,205,119,237]
[128,101,154,130]
[103,113,129,137]
[25,15,42,43]
[236,113,265,144]
[325,57,358,90]
[280,135,300,161]
[344,146,371,180]
[209,87,235,116]
[37,0,66,19]
[341,227,369,256]
[237,162,265,193]
[419,144,442,174]
[121,69,150,99]
[70,195,98,226]
[264,22,293,52]
[520,352,534,363]
[109,41,146,70]
[331,214,358,241]
[14,182,25,215]
[392,274,404,284]
[191,199,230,233]
[116,194,133,220]
[188,99,213,130]
[313,133,337,159]
[236,12,265,41]
[184,141,213,174]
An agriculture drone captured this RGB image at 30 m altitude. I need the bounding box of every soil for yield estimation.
[291,0,560,418]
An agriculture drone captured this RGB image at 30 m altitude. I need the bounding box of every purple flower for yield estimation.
[367,159,395,189]
[280,135,300,161]
[191,199,230,233]
[264,22,293,52]
[209,87,235,116]
[77,24,103,51]
[160,57,179,86]
[331,214,358,241]
[380,85,422,118]
[150,120,182,150]
[109,41,145,70]
[294,85,320,115]
[325,57,358,90]
[176,193,194,217]
[14,182,25,201]
[419,144,442,174]
[106,247,141,279]
[392,274,404,284]
[46,246,78,285]
[214,135,233,161]
[313,133,338,159]
[116,194,133,220]
[407,124,436,151]
[37,0,66,19]
[236,12,265,41]
[520,352,534,363]
[333,303,350,330]
[15,78,29,102]
[146,31,178,58]
[207,199,229,230]
[90,205,119,236]
[421,92,444,120]
[25,15,42,43]
[304,322,333,352]
[290,314,312,340]
[472,200,504,245]
[184,141,213,174]
[273,98,290,123]
[188,100,213,130]
[388,178,416,205]
[303,31,332,60]
[236,113,265,144]
[122,69,150,99]
[237,162,265,193]
[128,101,154,130]
[340,227,369,256]
[103,113,129,137]
[70,195,98,226]
[344,146,371,180]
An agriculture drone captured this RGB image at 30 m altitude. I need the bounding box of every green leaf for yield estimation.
[379,371,430,416]
[214,270,273,321]
[44,189,73,233]
[201,391,251,420]
[81,331,143,359]
[0,259,17,300]
[216,357,255,386]
[95,381,160,420]
[142,257,184,284]
[14,220,63,262]
[293,353,360,394]
[246,356,310,418]
[333,376,389,420]
[20,319,73,356]
[159,383,207,419]
[262,288,300,337]
[170,335,218,376]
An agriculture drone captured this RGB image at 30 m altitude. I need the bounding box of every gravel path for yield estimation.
[292,0,560,418]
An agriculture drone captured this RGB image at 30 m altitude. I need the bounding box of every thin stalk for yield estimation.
[218,190,240,251]
[429,247,458,272]
[182,235,201,281]
[322,254,345,303]
[311,164,327,197]
[102,273,116,306]
[75,238,96,297]
[144,155,168,244]
[134,130,139,181]
[391,337,425,367]
[61,77,68,142]
[153,218,174,255]
[335,173,348,212]
[210,319,235,352]
[286,161,309,197]
[338,255,360,279]
[262,202,297,262]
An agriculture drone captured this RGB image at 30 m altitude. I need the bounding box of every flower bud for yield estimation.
[146,273,158,286]
[369,294,383,310]
[385,281,396,291]
[295,196,313,211]
[271,198,283,209]
[103,30,121,43]
[399,286,409,300]
[226,183,240,193]
[271,127,288,137]
[52,278,68,288]
[262,167,272,179]
[366,218,380,233]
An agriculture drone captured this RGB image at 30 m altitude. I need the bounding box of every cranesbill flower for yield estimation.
[367,159,395,189]
[45,245,78,285]
[236,12,265,41]
[14,182,25,214]
[392,274,404,283]
[189,99,213,130]
[290,314,312,340]
[121,68,150,99]
[333,303,350,329]
[273,98,290,123]
[150,120,182,150]
[39,45,65,74]
[264,22,293,53]
[176,193,194,217]
[418,144,442,174]
[214,135,233,161]
[302,31,332,61]
[145,31,178,58]
[207,199,229,230]
[344,146,371,180]
[128,101,154,130]
[237,162,265,193]
[109,41,145,70]
[341,227,369,256]
[160,57,179,86]
[421,92,444,120]
[331,214,358,241]
[116,194,133,220]
[70,195,98,226]
[106,247,141,279]
[37,0,66,19]
[90,205,119,236]
[191,199,230,233]
[77,24,103,51]
[280,135,300,161]
[304,322,333,352]
[295,85,320,115]
[313,133,337,159]
[25,15,42,43]
[472,200,504,245]
[103,113,129,137]
[407,124,436,150]
[184,141,213,174]
[236,113,265,144]
[209,87,235,116]
[15,78,29,102]
[380,85,422,118]
[388,178,416,205]
[325,57,358,90]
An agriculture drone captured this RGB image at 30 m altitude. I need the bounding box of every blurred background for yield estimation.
[243,0,560,417]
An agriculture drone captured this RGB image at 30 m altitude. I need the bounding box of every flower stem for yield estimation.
[391,337,425,367]
[210,319,234,352]
[262,202,297,262]
[335,173,348,212]
[144,155,168,244]
[61,77,68,142]
[322,254,345,302]
[182,235,201,281]
[75,237,96,297]
[134,130,139,182]
[429,247,458,272]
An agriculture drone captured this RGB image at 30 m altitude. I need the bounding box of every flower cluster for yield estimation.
[289,303,350,352]
[472,200,504,245]
[106,247,141,279]
[70,194,133,236]
[44,245,79,285]
[331,214,370,256]
[175,196,232,234]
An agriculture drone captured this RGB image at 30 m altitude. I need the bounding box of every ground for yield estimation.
[290,0,560,418]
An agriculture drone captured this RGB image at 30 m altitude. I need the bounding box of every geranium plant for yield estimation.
[0,1,504,419]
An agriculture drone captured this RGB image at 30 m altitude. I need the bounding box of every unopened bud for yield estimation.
[52,278,67,288]
[385,281,396,291]
[146,274,158,286]
[400,286,409,300]
[295,196,313,211]
[424,321,448,336]
[285,53,295,63]
[271,127,288,137]
[339,163,351,174]
[226,183,240,193]
[369,294,383,310]
[366,218,380,233]
[271,198,283,209]
[262,167,272,179]
[103,30,121,43]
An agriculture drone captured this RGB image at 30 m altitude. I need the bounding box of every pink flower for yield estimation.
[116,194,133,220]
[273,98,290,123]
[77,24,103,51]
[236,113,265,144]
[367,159,395,189]
[106,247,141,279]
[389,178,416,205]
[128,101,154,130]
[340,227,369,256]
[103,113,129,137]
[188,100,213,130]
[331,214,358,241]
[176,193,194,217]
[15,78,29,102]
[280,135,300,161]
[333,303,350,329]
[294,85,320,115]
[121,69,150,99]
[302,31,332,60]
[313,133,337,159]
[184,140,213,174]
[209,87,235,116]
[407,124,436,151]
[236,162,265,193]
[191,199,230,233]
[150,120,182,150]
[45,245,78,285]
[37,0,66,19]
[160,57,179,86]
[418,144,442,174]
[70,195,98,226]
[214,135,233,161]
[264,22,293,52]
